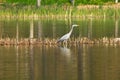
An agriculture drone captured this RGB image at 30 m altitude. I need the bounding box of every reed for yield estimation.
[0,5,120,19]
[0,37,120,46]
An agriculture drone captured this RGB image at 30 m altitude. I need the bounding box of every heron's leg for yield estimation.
[63,40,67,47]
[65,40,67,45]
[66,40,68,47]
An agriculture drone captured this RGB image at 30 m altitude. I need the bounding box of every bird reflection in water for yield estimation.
[59,46,72,62]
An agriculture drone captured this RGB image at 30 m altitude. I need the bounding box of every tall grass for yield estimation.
[5,0,115,5]
[0,5,120,19]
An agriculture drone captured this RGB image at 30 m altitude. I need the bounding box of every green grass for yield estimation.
[0,5,120,19]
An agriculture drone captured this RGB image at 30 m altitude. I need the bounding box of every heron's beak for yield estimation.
[72,24,79,27]
[76,25,79,27]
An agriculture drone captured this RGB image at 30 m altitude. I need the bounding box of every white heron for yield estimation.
[57,24,79,43]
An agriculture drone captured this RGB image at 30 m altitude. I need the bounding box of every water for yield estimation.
[0,18,120,80]
[0,45,120,80]
[0,18,120,39]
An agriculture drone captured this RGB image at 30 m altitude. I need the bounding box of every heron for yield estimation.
[57,24,79,43]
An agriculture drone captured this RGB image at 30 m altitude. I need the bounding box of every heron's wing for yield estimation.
[57,33,70,42]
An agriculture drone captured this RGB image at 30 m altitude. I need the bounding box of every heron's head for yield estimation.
[72,24,79,27]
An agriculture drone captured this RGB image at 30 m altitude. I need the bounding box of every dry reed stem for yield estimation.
[0,37,120,46]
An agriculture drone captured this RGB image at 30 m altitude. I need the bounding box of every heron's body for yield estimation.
[57,24,78,43]
[57,33,71,42]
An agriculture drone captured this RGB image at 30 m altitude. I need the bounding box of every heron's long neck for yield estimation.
[69,26,74,34]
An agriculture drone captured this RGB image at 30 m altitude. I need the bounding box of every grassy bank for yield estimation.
[0,4,120,19]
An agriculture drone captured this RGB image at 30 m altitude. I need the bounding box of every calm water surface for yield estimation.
[0,18,120,38]
[0,45,120,80]
[0,18,120,80]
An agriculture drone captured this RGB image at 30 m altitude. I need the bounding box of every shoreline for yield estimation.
[0,37,120,46]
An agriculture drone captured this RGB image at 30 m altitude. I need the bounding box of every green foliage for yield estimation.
[41,0,115,5]
[4,0,116,5]
[89,0,103,4]
[5,0,36,5]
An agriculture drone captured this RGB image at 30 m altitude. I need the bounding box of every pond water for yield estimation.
[0,18,120,80]
[0,18,120,39]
